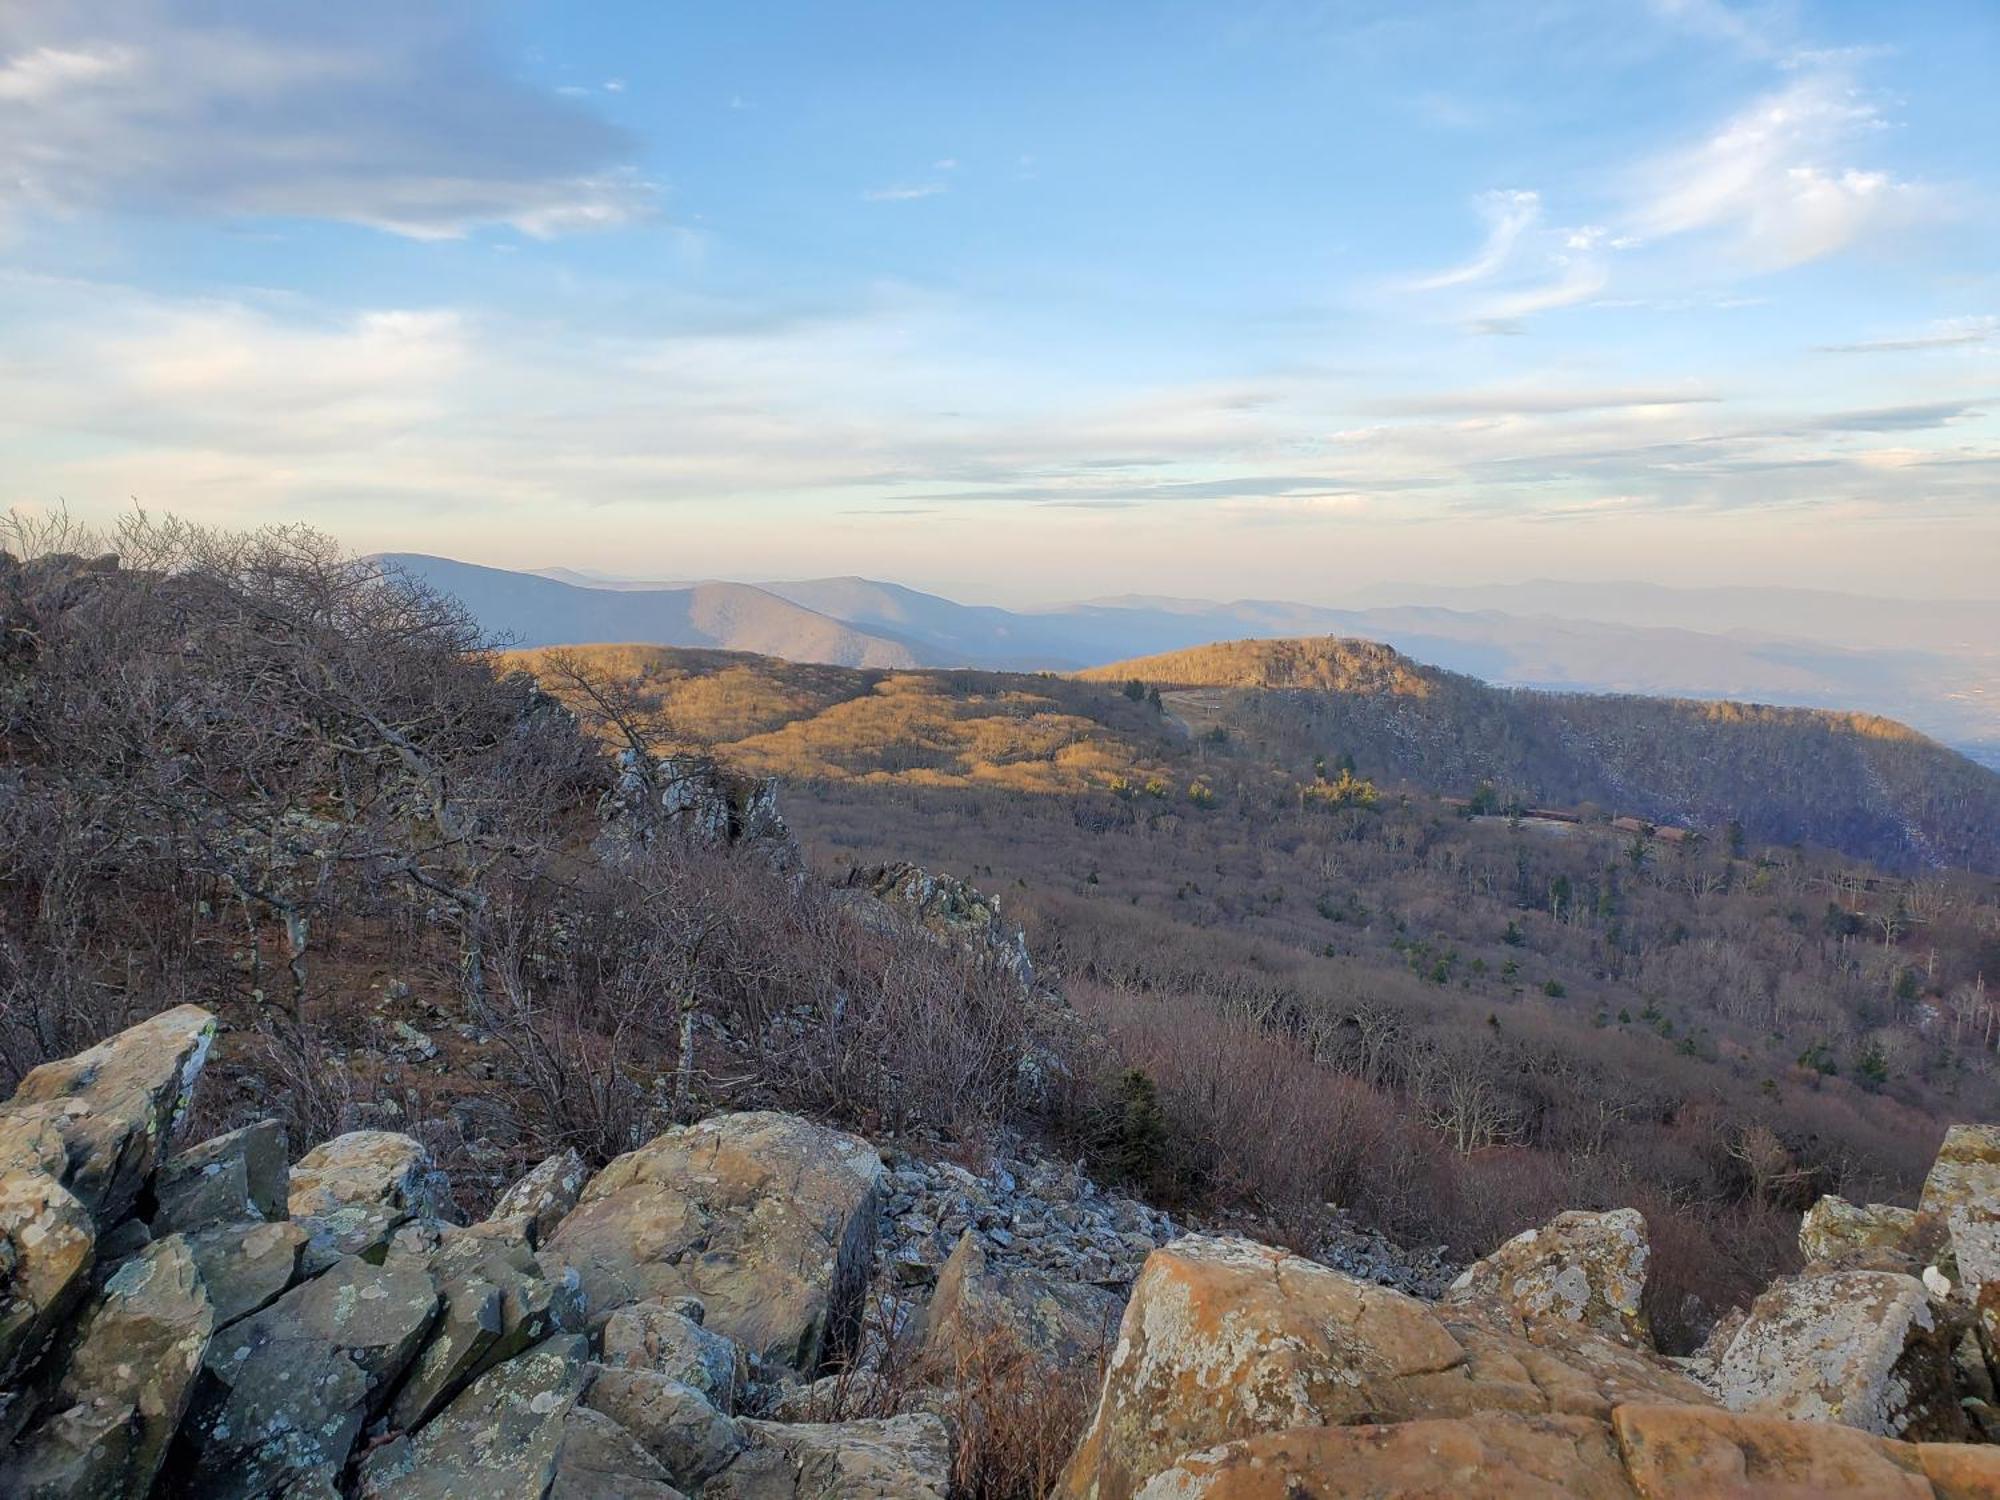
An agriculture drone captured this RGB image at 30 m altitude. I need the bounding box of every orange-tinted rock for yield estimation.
[1611,1403,1935,1498]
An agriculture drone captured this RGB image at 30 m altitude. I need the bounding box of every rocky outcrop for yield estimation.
[843,861,1035,993]
[4,1006,2000,1498]
[1700,1268,1968,1439]
[1446,1207,1651,1347]
[598,750,795,870]
[542,1111,881,1373]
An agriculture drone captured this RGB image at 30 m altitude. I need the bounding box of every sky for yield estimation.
[1,0,1995,606]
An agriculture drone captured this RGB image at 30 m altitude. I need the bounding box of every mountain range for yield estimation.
[377,554,1999,768]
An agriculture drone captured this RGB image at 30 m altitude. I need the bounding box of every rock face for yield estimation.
[543,1111,882,1373]
[0,1234,213,1497]
[5,1006,2000,1499]
[1924,1125,2000,1293]
[845,861,1036,993]
[1446,1208,1652,1347]
[1701,1268,1968,1440]
[599,749,795,870]
[288,1129,449,1272]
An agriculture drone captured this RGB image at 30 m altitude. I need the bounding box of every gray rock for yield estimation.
[355,1333,594,1498]
[585,1368,744,1489]
[152,1119,288,1236]
[0,1235,213,1499]
[542,1112,881,1374]
[547,1405,686,1499]
[183,1220,306,1327]
[180,1256,438,1497]
[602,1302,742,1412]
[288,1130,447,1273]
[700,1414,950,1499]
[390,1233,586,1430]
[489,1149,590,1249]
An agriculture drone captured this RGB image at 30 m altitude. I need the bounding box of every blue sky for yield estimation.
[2,0,1994,602]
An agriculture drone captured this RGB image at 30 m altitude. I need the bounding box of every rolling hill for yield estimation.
[401,556,1999,765]
[509,638,2000,874]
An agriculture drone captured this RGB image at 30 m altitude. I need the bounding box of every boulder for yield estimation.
[1702,1268,1967,1440]
[355,1333,601,1498]
[1447,1208,1651,1348]
[585,1368,745,1489]
[701,1414,950,1500]
[602,1301,743,1412]
[546,1405,686,1499]
[0,1234,213,1499]
[1056,1234,1712,1500]
[1610,1402,1961,1497]
[1,1004,215,1221]
[490,1148,590,1248]
[178,1255,438,1497]
[542,1112,882,1372]
[1923,1125,2000,1293]
[920,1229,1121,1372]
[182,1219,306,1327]
[151,1119,288,1235]
[288,1130,446,1273]
[0,1166,96,1395]
[389,1233,586,1430]
[1129,1412,1636,1500]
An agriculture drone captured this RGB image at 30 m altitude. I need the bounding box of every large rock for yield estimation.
[920,1229,1121,1372]
[1447,1208,1651,1348]
[0,1234,213,1498]
[602,1301,742,1412]
[288,1130,447,1272]
[0,1166,96,1397]
[585,1368,745,1490]
[1056,1235,1710,1500]
[1,1004,216,1222]
[1129,1412,1636,1500]
[389,1232,586,1430]
[1702,1268,1967,1440]
[701,1414,950,1500]
[152,1119,288,1236]
[542,1112,882,1373]
[356,1333,661,1499]
[182,1220,306,1327]
[178,1255,438,1497]
[1611,1402,2000,1497]
[490,1149,590,1248]
[1924,1126,2000,1278]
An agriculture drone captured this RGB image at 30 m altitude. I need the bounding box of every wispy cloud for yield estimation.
[1625,73,1925,269]
[1817,318,1997,354]
[1408,190,1540,290]
[0,2,653,238]
[863,183,948,202]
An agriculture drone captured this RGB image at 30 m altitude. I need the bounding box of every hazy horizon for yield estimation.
[3,1,1995,600]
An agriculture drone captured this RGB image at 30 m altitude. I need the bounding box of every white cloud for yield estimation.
[1816,316,1996,354]
[1626,74,1924,268]
[863,183,947,202]
[0,3,652,238]
[1408,190,1541,290]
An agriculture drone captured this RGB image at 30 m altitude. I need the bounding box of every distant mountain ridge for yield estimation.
[1086,635,2000,874]
[384,553,2000,768]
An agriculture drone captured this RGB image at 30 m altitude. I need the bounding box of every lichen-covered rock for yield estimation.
[602,1301,743,1412]
[1057,1235,1467,1500]
[542,1112,882,1373]
[179,1255,439,1497]
[1447,1208,1652,1348]
[182,1219,306,1328]
[585,1368,745,1489]
[845,862,1035,993]
[0,1004,215,1222]
[355,1333,597,1498]
[0,1167,96,1397]
[1924,1125,2000,1295]
[921,1229,1121,1374]
[490,1148,590,1248]
[546,1404,686,1499]
[1129,1412,1636,1500]
[1611,1402,1946,1497]
[0,1234,213,1499]
[1702,1268,1967,1440]
[151,1119,288,1236]
[389,1232,586,1430]
[702,1414,950,1500]
[288,1130,447,1273]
